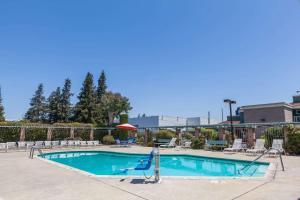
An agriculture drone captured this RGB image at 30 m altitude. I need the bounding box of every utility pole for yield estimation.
[224,99,236,143]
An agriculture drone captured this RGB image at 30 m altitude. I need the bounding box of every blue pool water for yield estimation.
[41,151,269,177]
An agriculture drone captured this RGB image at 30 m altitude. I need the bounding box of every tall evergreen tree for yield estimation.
[95,70,107,125]
[25,83,47,122]
[47,87,61,123]
[0,87,5,122]
[74,73,97,123]
[97,70,107,101]
[60,79,73,122]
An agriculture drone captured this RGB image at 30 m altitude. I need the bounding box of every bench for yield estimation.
[205,140,228,150]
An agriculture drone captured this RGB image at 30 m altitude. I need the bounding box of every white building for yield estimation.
[129,115,219,128]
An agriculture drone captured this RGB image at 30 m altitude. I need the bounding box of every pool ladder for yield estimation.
[238,149,284,174]
[29,146,43,159]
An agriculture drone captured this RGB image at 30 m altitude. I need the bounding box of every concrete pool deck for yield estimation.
[0,146,299,200]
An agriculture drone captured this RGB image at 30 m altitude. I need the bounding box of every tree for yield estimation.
[96,70,107,101]
[94,71,107,125]
[0,87,5,122]
[25,83,47,122]
[60,79,73,122]
[47,87,61,123]
[74,72,97,123]
[101,91,132,126]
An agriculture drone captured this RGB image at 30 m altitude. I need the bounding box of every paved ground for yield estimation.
[0,146,299,200]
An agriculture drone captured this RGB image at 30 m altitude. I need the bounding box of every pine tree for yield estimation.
[0,87,5,122]
[74,73,97,123]
[95,70,107,125]
[25,83,47,122]
[61,79,73,122]
[47,87,61,123]
[97,70,107,101]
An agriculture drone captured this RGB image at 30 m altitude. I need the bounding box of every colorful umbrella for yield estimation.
[116,123,137,131]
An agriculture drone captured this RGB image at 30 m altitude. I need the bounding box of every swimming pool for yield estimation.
[40,151,269,177]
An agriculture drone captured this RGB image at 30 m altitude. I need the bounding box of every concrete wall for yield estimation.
[159,116,186,127]
[243,106,293,123]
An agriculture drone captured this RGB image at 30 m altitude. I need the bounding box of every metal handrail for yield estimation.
[29,146,43,159]
[239,148,284,174]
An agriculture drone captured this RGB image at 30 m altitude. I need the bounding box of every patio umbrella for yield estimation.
[116,123,137,131]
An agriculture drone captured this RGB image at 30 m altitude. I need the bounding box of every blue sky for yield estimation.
[0,0,300,121]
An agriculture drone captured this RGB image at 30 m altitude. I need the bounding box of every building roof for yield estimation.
[219,121,240,125]
[240,102,293,110]
[290,102,300,109]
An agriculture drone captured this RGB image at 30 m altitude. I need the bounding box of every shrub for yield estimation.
[285,131,300,155]
[201,128,218,140]
[183,133,194,140]
[260,127,283,148]
[102,135,115,145]
[191,136,205,149]
[156,130,175,140]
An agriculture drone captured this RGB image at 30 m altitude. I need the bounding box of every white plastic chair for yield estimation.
[6,142,17,150]
[224,139,243,152]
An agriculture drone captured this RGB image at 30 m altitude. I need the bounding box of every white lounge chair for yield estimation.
[224,139,243,152]
[67,140,75,147]
[60,140,68,147]
[246,139,266,155]
[74,140,80,147]
[26,141,35,150]
[44,141,52,148]
[35,141,44,148]
[182,141,192,148]
[17,141,27,150]
[80,141,87,147]
[93,140,100,146]
[51,141,60,147]
[0,143,7,152]
[268,139,284,156]
[6,142,17,150]
[160,138,177,148]
[87,141,94,146]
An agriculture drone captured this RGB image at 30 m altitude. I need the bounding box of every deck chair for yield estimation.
[17,141,27,150]
[51,141,60,148]
[60,140,68,147]
[6,142,17,150]
[246,139,266,155]
[224,139,243,152]
[268,139,284,156]
[44,141,52,148]
[0,143,7,152]
[160,138,177,148]
[80,141,87,147]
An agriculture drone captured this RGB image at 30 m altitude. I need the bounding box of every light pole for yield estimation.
[224,99,236,143]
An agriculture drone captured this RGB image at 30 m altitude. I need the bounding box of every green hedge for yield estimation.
[0,127,20,142]
[25,128,47,141]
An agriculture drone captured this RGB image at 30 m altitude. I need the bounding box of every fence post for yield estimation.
[144,129,148,146]
[90,129,94,140]
[195,128,200,137]
[246,128,255,147]
[283,126,289,144]
[70,128,75,139]
[47,128,52,141]
[19,127,26,142]
[218,128,226,140]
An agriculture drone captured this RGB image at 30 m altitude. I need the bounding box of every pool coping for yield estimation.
[36,149,277,181]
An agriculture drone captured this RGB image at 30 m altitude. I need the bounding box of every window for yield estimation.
[296,110,300,115]
[260,118,266,122]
